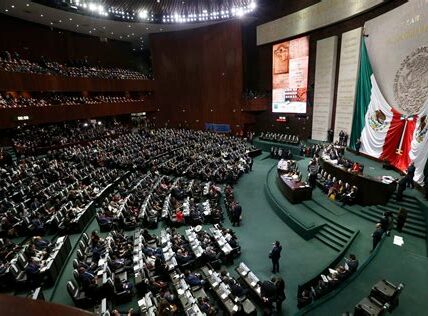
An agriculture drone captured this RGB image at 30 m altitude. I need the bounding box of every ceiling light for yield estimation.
[88,3,96,11]
[138,10,148,19]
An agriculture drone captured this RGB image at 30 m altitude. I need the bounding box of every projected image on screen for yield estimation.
[272,36,309,113]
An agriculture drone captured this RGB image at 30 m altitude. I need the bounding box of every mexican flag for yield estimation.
[350,40,428,183]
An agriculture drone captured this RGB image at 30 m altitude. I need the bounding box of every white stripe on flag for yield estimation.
[360,74,393,158]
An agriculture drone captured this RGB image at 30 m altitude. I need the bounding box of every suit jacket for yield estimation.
[233,205,242,217]
[271,245,282,261]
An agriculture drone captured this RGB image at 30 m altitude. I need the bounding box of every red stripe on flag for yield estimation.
[380,109,417,171]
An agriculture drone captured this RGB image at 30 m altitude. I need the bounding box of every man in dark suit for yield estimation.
[406,162,415,188]
[259,279,277,315]
[355,139,361,155]
[231,202,242,227]
[25,258,41,284]
[307,160,318,189]
[396,176,407,201]
[371,223,383,251]
[270,241,282,273]
[327,129,334,143]
[184,270,205,287]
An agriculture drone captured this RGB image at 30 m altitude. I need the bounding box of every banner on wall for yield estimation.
[272,36,309,113]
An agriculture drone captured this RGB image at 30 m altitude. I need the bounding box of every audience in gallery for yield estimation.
[297,254,359,309]
[317,170,358,205]
[67,223,242,313]
[0,234,67,290]
[0,51,149,80]
[0,92,144,109]
[11,120,128,155]
[2,119,259,313]
[0,155,125,238]
[322,144,364,175]
[0,148,13,166]
[1,121,254,241]
[260,132,300,145]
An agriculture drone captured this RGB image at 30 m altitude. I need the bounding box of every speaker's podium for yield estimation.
[354,296,386,316]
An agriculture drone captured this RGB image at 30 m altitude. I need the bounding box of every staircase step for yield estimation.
[324,222,353,239]
[397,220,427,233]
[399,227,427,239]
[322,225,350,243]
[310,197,347,217]
[348,208,426,239]
[386,201,421,212]
[301,201,354,236]
[367,208,425,229]
[314,233,342,252]
[350,209,379,223]
[361,209,383,221]
[376,205,425,221]
[318,230,347,248]
[391,193,420,204]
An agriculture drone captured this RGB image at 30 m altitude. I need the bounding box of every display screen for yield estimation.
[272,36,309,113]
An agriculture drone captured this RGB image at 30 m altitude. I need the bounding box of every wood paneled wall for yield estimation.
[150,21,246,132]
[0,15,138,68]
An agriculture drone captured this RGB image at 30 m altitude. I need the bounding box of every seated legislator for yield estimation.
[351,162,361,174]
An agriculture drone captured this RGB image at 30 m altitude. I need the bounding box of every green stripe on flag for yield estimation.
[350,38,373,149]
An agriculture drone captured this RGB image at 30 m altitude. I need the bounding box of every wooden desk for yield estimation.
[276,170,312,204]
[319,157,396,205]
